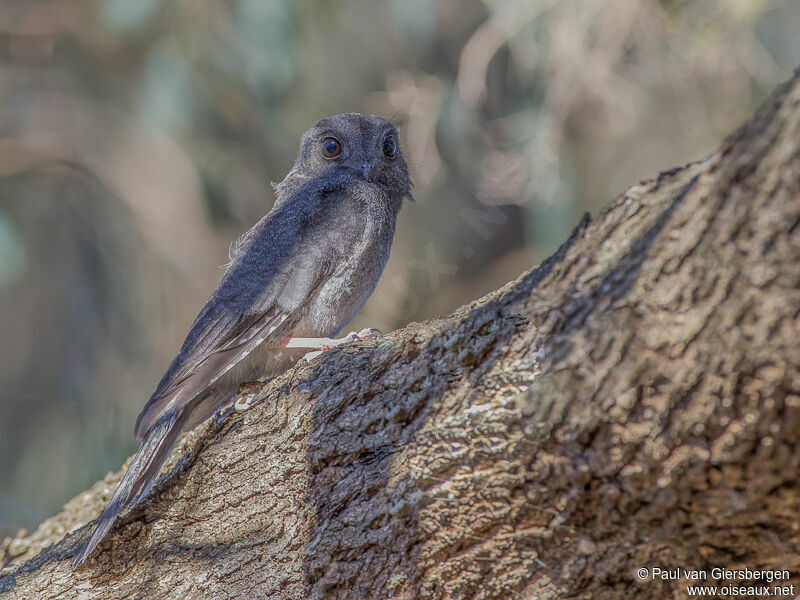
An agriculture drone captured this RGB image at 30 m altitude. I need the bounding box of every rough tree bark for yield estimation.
[2,70,800,599]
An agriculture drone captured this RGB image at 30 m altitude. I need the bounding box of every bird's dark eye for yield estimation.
[321,137,342,158]
[382,134,397,159]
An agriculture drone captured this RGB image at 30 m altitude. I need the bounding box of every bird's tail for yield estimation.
[72,409,186,568]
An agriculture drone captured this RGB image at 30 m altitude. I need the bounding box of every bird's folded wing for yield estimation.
[133,188,362,439]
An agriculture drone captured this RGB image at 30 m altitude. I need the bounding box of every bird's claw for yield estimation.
[233,381,264,412]
[302,349,326,361]
[343,327,382,343]
[357,327,382,338]
[302,328,382,362]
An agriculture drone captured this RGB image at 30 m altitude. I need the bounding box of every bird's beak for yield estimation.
[361,160,377,180]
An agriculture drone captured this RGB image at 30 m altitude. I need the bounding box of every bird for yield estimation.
[72,113,413,567]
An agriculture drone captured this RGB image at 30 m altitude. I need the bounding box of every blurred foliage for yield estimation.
[0,0,798,538]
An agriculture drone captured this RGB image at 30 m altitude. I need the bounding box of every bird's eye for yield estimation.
[382,134,397,159]
[321,137,342,158]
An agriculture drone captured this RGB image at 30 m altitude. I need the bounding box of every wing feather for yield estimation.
[134,184,362,438]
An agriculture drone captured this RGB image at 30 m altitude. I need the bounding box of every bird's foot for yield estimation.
[278,328,383,361]
[233,381,265,412]
[342,327,382,343]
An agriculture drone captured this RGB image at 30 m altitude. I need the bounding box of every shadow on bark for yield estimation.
[301,213,591,597]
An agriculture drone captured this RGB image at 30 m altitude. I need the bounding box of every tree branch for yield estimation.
[3,69,800,599]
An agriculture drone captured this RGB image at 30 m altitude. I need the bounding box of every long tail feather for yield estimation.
[72,410,186,568]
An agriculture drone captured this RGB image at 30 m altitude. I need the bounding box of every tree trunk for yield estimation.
[3,70,800,600]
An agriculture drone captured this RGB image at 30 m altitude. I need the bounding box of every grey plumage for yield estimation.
[72,113,412,567]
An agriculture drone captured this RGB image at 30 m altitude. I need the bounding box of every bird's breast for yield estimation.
[308,205,396,336]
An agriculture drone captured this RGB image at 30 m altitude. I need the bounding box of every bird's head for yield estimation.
[285,113,414,202]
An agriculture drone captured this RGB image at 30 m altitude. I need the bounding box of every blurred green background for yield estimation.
[0,0,798,540]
